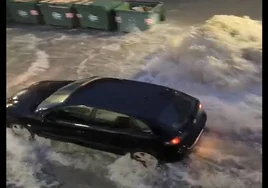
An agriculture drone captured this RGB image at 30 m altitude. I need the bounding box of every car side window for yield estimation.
[93,109,135,130]
[93,108,152,133]
[131,118,152,133]
[62,105,93,116]
[46,105,94,124]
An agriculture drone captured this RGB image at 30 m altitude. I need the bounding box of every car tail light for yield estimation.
[199,103,202,110]
[164,137,181,145]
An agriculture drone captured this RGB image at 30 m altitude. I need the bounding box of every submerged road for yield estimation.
[7,0,262,188]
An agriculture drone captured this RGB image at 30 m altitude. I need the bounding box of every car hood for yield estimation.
[7,80,73,116]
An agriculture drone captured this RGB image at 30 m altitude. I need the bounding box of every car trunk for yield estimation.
[173,93,200,130]
[158,91,200,137]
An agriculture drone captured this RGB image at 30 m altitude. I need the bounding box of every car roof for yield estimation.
[63,77,177,121]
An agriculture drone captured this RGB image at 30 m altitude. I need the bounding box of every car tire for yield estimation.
[130,151,163,169]
[10,123,35,141]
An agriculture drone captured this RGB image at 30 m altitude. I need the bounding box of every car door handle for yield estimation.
[76,130,85,134]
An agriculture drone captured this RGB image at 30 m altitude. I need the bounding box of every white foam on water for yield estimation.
[7,130,41,188]
[6,12,262,188]
[6,130,59,188]
[7,34,40,51]
[101,43,122,51]
[107,154,168,188]
[27,51,50,74]
[140,15,262,91]
[44,140,117,171]
[7,129,116,188]
[107,15,262,188]
[8,49,50,89]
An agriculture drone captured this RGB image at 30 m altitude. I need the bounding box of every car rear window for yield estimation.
[158,96,195,130]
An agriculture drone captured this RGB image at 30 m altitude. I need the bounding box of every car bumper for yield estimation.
[177,111,207,154]
[177,127,204,154]
[159,111,207,162]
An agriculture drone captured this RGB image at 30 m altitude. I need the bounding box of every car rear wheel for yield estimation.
[130,151,160,169]
[10,123,35,141]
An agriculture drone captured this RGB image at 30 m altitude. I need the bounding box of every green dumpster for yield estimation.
[7,9,13,23]
[38,0,80,28]
[114,1,165,32]
[7,0,13,22]
[7,8,12,23]
[74,0,123,30]
[9,0,43,24]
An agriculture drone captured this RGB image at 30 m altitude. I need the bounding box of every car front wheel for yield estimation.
[10,123,35,141]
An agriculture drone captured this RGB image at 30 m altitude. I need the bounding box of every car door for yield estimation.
[128,118,162,152]
[85,108,161,154]
[76,108,133,154]
[36,105,95,143]
[112,118,162,154]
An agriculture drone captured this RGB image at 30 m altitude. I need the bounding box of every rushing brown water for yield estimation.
[7,0,262,187]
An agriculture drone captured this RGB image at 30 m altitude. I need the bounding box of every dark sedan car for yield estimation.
[6,77,207,166]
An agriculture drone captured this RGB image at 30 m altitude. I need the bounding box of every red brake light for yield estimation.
[170,137,180,145]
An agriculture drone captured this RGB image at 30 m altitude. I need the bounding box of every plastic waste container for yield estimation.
[38,0,80,28]
[114,1,165,32]
[74,0,123,30]
[9,0,43,24]
[7,0,13,22]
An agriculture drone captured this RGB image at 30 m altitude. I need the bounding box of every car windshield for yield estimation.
[36,78,88,111]
[158,97,194,130]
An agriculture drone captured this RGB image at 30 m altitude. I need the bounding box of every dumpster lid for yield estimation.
[12,0,39,2]
[72,0,93,5]
[39,0,84,4]
[115,1,162,12]
[91,0,123,11]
